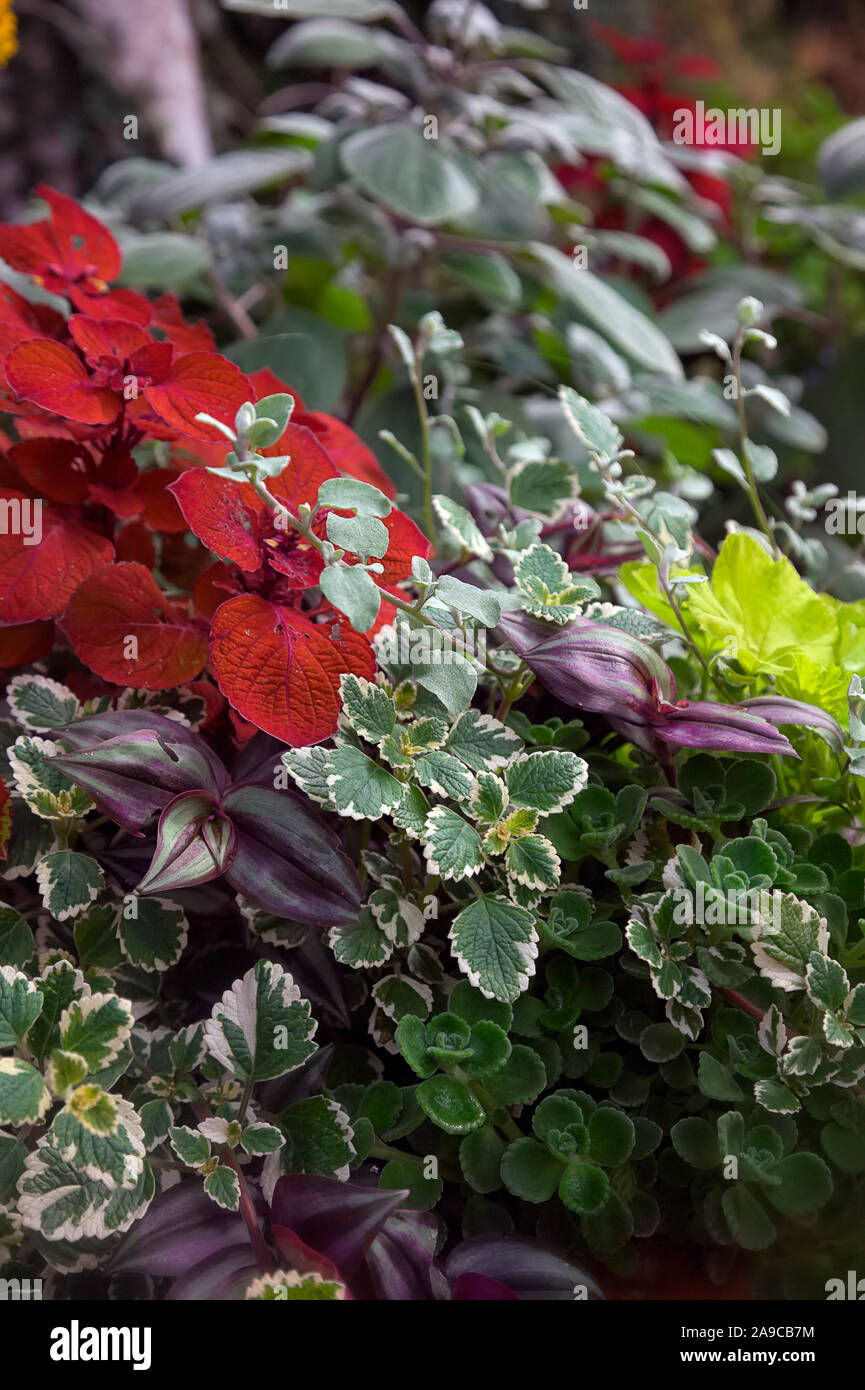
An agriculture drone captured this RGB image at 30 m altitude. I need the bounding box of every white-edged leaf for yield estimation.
[17,1141,154,1241]
[339,674,396,744]
[59,993,133,1071]
[444,708,523,772]
[116,898,188,973]
[36,851,103,921]
[0,1056,50,1125]
[8,736,92,820]
[325,746,405,819]
[0,965,43,1047]
[328,908,395,969]
[6,675,80,732]
[204,960,317,1082]
[450,895,538,1003]
[504,750,587,817]
[203,1165,241,1212]
[422,806,485,881]
[432,495,493,561]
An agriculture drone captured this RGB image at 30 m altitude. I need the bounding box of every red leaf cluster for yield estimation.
[0,187,429,744]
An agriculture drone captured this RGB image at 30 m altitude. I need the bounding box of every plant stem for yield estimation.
[731,331,780,557]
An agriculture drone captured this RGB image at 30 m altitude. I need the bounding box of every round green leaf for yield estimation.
[416,1076,485,1135]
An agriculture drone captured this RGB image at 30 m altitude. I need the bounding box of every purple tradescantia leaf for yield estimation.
[52,713,228,833]
[444,1236,605,1301]
[136,790,238,896]
[452,1272,519,1300]
[365,1208,438,1301]
[737,696,845,753]
[166,1246,258,1301]
[223,784,361,927]
[499,610,799,759]
[109,1180,260,1279]
[270,1174,407,1280]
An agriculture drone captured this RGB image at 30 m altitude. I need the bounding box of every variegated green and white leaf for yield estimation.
[60,993,133,1071]
[339,674,396,744]
[19,1142,154,1242]
[116,898,188,972]
[414,750,474,801]
[325,746,405,819]
[46,1049,88,1098]
[0,965,42,1048]
[204,960,317,1082]
[279,745,333,805]
[514,543,600,624]
[203,1165,240,1211]
[0,1056,50,1125]
[372,974,433,1023]
[368,889,424,948]
[52,1094,145,1190]
[271,1096,355,1188]
[751,895,829,992]
[505,833,560,891]
[169,1125,210,1168]
[241,1123,284,1156]
[169,1023,206,1074]
[8,736,93,820]
[432,495,493,562]
[559,385,623,461]
[328,909,395,969]
[450,895,538,1003]
[27,961,87,1062]
[470,772,509,826]
[6,675,80,732]
[422,806,484,881]
[444,708,523,772]
[391,783,430,838]
[504,750,587,817]
[36,851,103,921]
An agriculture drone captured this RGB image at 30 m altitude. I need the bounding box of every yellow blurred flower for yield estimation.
[0,0,17,68]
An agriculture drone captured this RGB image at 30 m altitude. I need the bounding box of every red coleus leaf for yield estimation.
[263,423,338,505]
[0,282,67,356]
[0,186,151,326]
[7,438,92,504]
[131,469,187,532]
[5,339,120,425]
[114,521,156,569]
[62,561,208,690]
[0,619,54,668]
[209,593,374,745]
[142,352,252,441]
[368,508,429,587]
[149,293,215,354]
[170,470,264,570]
[68,313,151,363]
[193,561,242,621]
[0,776,10,861]
[0,490,114,623]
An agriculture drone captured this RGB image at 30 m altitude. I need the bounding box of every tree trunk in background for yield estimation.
[71,0,213,167]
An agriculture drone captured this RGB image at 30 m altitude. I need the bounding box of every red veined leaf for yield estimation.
[143,352,252,441]
[69,314,151,363]
[0,283,66,356]
[263,423,338,507]
[321,613,377,683]
[371,508,431,587]
[115,521,156,569]
[170,470,264,570]
[7,438,92,504]
[193,561,242,621]
[33,184,122,284]
[264,538,323,590]
[149,293,215,353]
[63,561,208,690]
[131,469,186,532]
[209,593,374,745]
[87,482,141,518]
[0,490,114,623]
[0,776,10,861]
[0,618,54,668]
[93,444,138,490]
[5,339,120,425]
[69,287,151,325]
[301,409,396,497]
